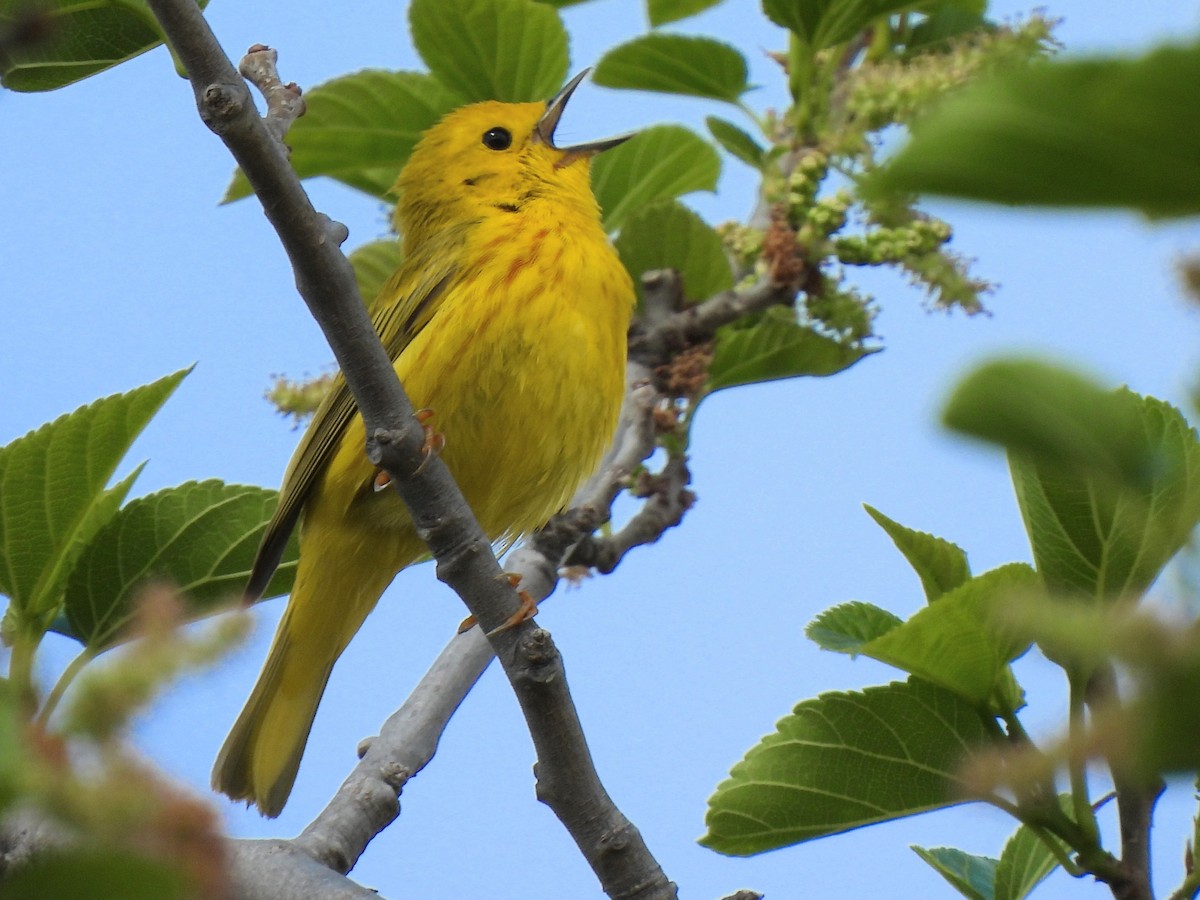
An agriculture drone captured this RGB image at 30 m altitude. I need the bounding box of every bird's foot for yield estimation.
[371,409,445,491]
[412,408,445,476]
[455,573,538,635]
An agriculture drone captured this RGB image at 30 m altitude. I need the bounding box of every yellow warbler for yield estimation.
[213,72,634,817]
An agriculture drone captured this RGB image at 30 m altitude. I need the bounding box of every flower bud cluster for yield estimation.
[834,215,951,266]
[805,283,876,344]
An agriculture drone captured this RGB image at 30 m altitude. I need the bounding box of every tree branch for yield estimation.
[141,4,674,898]
[294,628,493,874]
[284,269,792,885]
[1086,664,1164,900]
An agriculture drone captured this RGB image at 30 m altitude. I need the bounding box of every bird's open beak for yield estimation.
[534,69,634,159]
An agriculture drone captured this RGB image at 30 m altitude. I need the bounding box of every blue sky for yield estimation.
[4,1,1200,897]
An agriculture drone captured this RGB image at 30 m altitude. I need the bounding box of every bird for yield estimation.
[212,71,634,817]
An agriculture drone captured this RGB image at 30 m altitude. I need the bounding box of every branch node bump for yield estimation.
[518,629,559,677]
[365,427,400,466]
[380,762,411,791]
[431,536,486,579]
[317,212,351,246]
[200,83,243,127]
[599,823,633,855]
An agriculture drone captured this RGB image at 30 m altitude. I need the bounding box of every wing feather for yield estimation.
[245,234,466,601]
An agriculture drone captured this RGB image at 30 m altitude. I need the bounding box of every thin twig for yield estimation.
[293,628,493,873]
[141,5,674,898]
[238,44,305,142]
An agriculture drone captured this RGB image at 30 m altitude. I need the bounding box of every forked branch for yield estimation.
[141,3,675,897]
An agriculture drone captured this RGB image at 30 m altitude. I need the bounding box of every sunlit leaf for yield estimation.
[63,482,298,649]
[0,369,188,630]
[648,0,724,26]
[592,125,720,232]
[994,802,1070,900]
[705,311,873,394]
[864,504,971,601]
[805,600,902,656]
[874,42,1200,218]
[947,362,1200,602]
[861,564,1038,706]
[615,201,733,306]
[944,360,1153,492]
[594,34,749,103]
[0,0,208,92]
[912,845,996,900]
[706,115,765,168]
[350,238,405,309]
[223,70,462,203]
[904,5,989,53]
[409,0,568,102]
[764,0,922,49]
[702,679,990,855]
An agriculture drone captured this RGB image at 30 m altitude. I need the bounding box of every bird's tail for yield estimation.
[212,522,405,817]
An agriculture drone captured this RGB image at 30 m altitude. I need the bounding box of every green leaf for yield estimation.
[864,504,971,601]
[0,0,207,92]
[350,238,405,309]
[764,0,920,49]
[223,70,463,203]
[1012,448,1195,603]
[948,362,1200,602]
[701,678,990,855]
[861,564,1038,706]
[805,600,902,655]
[648,0,724,26]
[873,42,1200,218]
[706,116,765,169]
[705,311,874,394]
[912,845,997,900]
[615,201,733,306]
[0,848,189,900]
[409,0,569,102]
[944,360,1155,493]
[904,5,989,53]
[1126,624,1200,772]
[994,806,1070,900]
[0,369,189,630]
[591,125,720,232]
[62,482,298,650]
[593,34,749,103]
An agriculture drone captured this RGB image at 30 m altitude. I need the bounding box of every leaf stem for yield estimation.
[8,633,38,714]
[36,647,94,729]
[985,791,1086,877]
[1031,823,1088,878]
[1067,668,1102,846]
[787,34,815,139]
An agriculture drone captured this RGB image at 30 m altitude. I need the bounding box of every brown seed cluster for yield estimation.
[764,203,806,289]
[660,342,714,399]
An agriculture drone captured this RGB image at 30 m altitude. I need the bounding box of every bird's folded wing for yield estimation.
[244,244,464,602]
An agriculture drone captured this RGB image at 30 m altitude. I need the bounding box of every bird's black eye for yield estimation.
[482,127,512,151]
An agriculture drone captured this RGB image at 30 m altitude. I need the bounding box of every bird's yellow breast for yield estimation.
[320,200,632,553]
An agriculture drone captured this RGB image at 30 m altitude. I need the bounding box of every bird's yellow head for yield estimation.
[394,71,630,244]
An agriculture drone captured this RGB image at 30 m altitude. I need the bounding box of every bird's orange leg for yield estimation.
[456,573,539,635]
[412,408,445,476]
[372,408,445,492]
